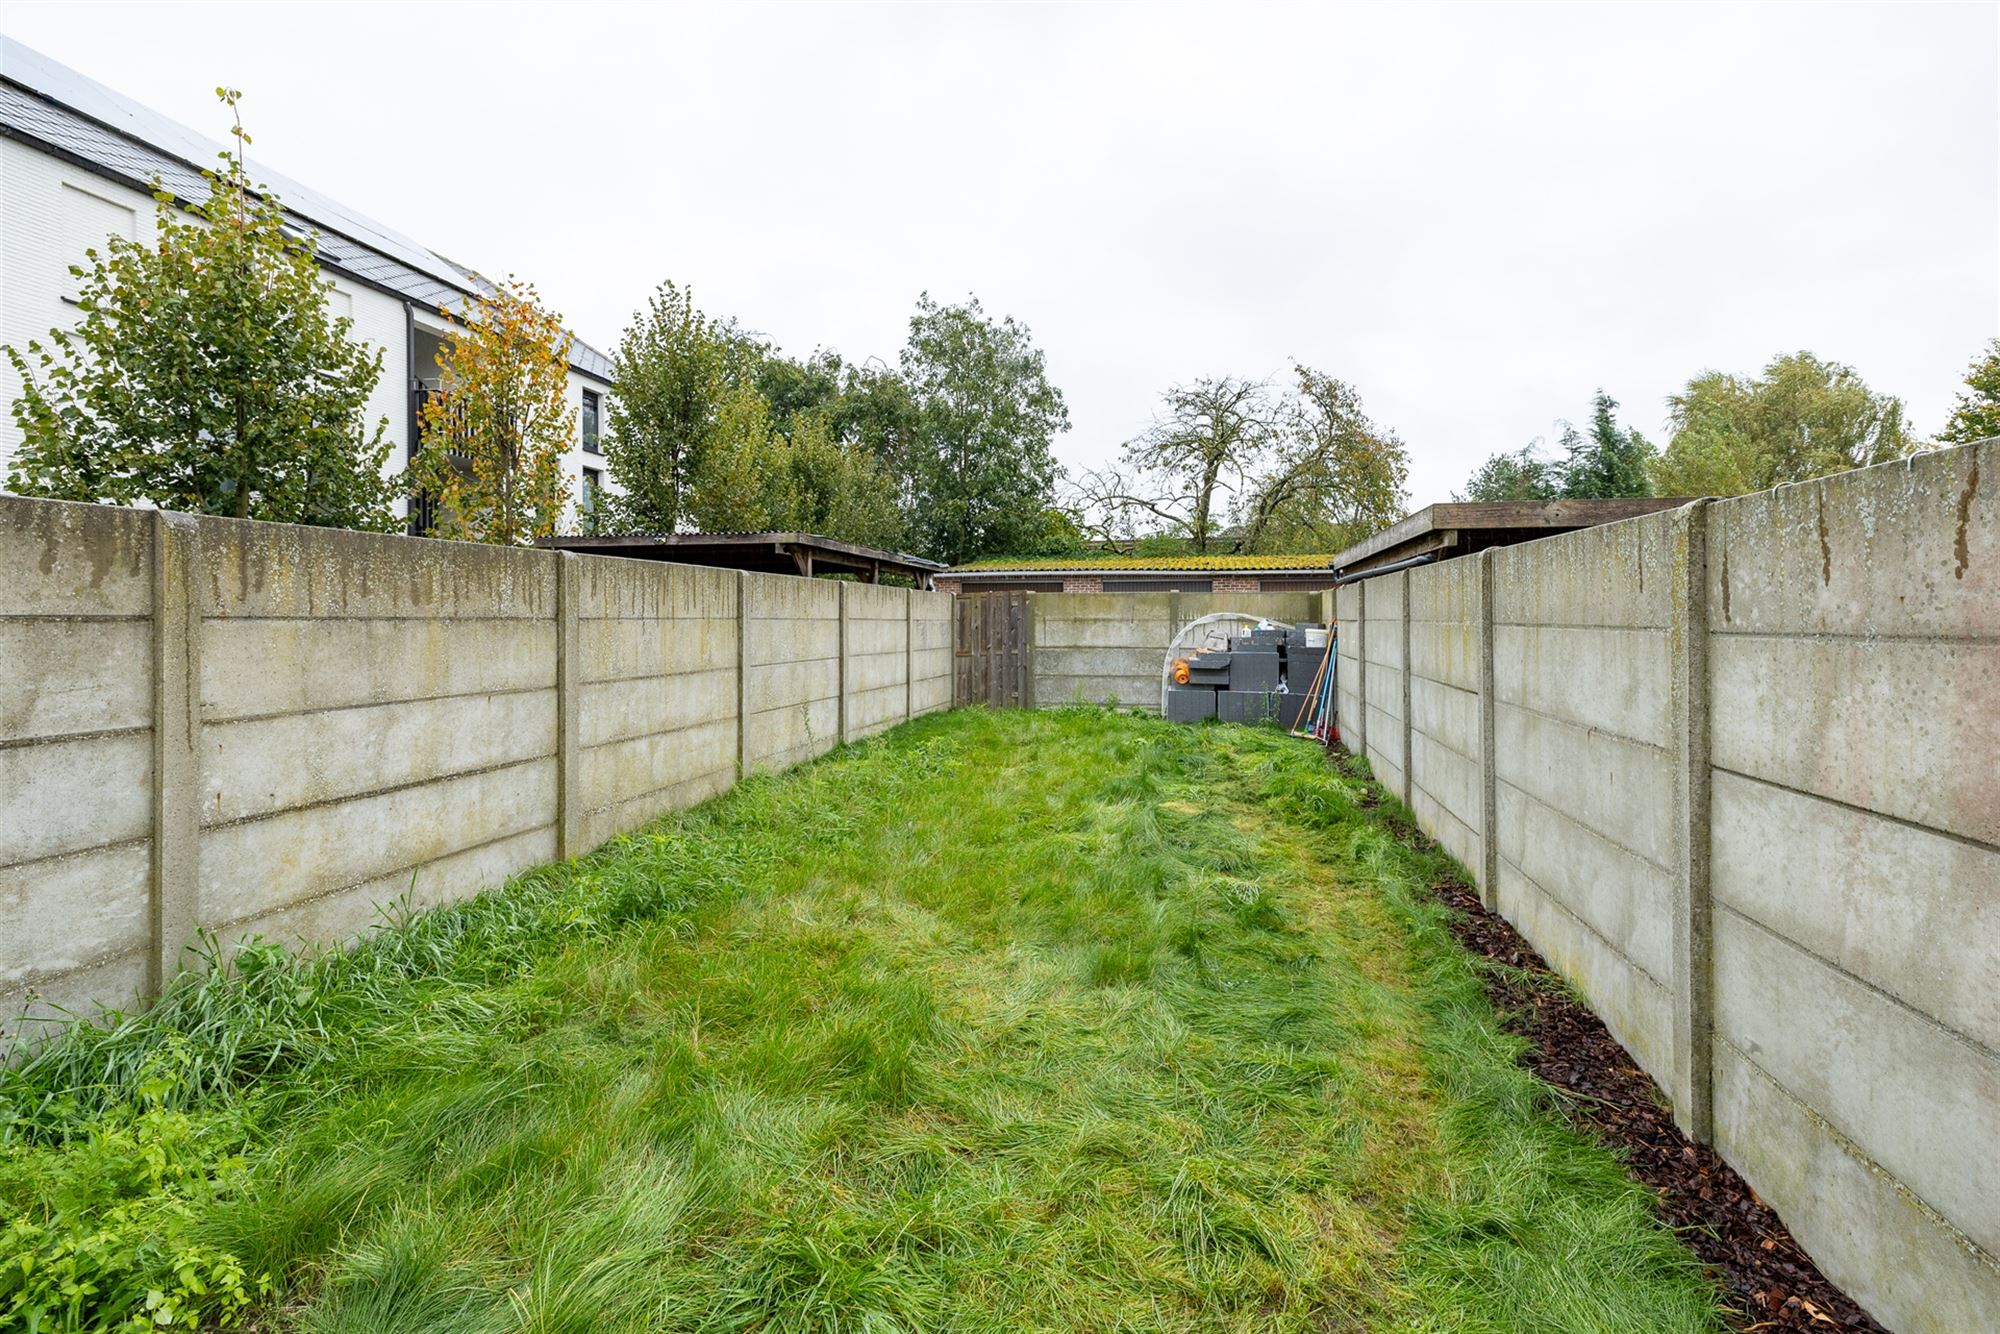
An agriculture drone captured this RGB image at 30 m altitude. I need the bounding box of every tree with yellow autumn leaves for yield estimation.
[410,278,573,544]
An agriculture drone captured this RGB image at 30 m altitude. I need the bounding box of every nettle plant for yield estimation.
[5,89,396,530]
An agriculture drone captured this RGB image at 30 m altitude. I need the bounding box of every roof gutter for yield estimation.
[1333,552,1440,585]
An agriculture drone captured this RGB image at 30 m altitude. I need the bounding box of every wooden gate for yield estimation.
[953,590,1029,708]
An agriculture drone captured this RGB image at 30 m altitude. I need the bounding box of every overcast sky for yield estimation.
[6,1,1995,504]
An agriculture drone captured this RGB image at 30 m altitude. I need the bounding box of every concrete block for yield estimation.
[1713,907,2000,1255]
[1408,557,1480,625]
[1277,690,1309,731]
[196,513,557,620]
[198,756,557,928]
[580,718,737,816]
[1494,858,1676,1086]
[1409,676,1479,761]
[1709,439,1996,639]
[1228,650,1280,692]
[1493,701,1674,871]
[1710,634,2000,847]
[1166,687,1217,722]
[1283,647,1326,690]
[0,494,153,617]
[573,556,737,622]
[0,732,152,866]
[205,617,557,721]
[1407,620,1479,691]
[0,840,150,987]
[1218,690,1279,725]
[1492,623,1670,747]
[580,667,736,750]
[1495,779,1673,985]
[1490,508,1675,630]
[0,949,150,1046]
[0,619,152,742]
[1711,768,1999,1052]
[1711,1040,2000,1334]
[201,689,558,825]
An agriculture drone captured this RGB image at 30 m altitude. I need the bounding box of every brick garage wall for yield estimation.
[1211,575,1260,592]
[1329,439,2000,1332]
[1,495,957,1042]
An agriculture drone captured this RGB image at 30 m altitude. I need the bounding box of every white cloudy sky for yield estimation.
[5,1,1995,505]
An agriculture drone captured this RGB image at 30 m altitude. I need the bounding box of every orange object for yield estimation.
[1171,657,1191,685]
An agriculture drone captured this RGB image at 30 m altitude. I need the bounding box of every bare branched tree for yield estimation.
[1063,368,1408,555]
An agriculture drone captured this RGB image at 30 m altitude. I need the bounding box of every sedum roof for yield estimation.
[952,554,1338,573]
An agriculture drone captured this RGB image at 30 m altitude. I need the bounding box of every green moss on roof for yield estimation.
[952,554,1339,572]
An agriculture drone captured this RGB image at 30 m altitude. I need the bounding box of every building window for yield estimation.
[581,466,602,533]
[581,389,601,454]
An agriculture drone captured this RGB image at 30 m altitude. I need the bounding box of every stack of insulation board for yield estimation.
[1166,624,1328,728]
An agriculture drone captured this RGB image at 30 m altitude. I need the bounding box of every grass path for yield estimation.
[2,709,1727,1332]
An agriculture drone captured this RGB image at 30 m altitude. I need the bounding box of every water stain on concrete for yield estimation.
[1955,455,1979,580]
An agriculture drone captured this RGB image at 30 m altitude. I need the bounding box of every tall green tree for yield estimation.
[900,294,1069,564]
[1559,391,1656,498]
[1651,352,1914,495]
[1938,339,2000,445]
[4,90,394,528]
[601,281,735,533]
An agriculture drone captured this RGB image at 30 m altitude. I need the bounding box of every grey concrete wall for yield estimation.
[1359,571,1407,797]
[1701,443,1999,1333]
[1334,582,1363,754]
[1,494,955,1038]
[741,572,841,774]
[1405,557,1484,879]
[1329,438,2000,1332]
[1,499,157,1033]
[1489,511,1681,1090]
[1029,590,1322,711]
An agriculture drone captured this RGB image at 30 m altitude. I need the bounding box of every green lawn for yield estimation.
[2,709,1727,1333]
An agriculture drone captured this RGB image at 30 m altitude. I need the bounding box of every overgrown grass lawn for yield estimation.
[2,709,1727,1332]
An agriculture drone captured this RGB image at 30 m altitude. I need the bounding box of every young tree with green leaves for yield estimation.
[1651,352,1914,495]
[4,89,394,529]
[409,279,573,544]
[1939,339,2000,445]
[600,281,735,534]
[900,294,1069,564]
[1237,366,1409,553]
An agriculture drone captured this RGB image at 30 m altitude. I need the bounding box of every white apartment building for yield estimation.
[0,36,618,531]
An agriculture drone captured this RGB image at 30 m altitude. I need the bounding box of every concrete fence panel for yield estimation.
[1329,438,2000,1332]
[1,493,956,1041]
[1,499,156,1031]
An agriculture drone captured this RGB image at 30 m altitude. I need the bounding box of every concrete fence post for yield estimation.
[1669,499,1715,1144]
[554,551,583,860]
[149,510,202,994]
[1477,550,1499,911]
[1399,571,1413,808]
[1023,593,1039,710]
[905,587,915,722]
[837,581,850,744]
[735,570,749,781]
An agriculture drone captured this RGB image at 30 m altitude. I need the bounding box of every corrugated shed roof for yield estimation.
[0,38,613,382]
[952,554,1339,573]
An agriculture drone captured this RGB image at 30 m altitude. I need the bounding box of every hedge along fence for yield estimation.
[0,493,954,1041]
[1335,438,1999,1334]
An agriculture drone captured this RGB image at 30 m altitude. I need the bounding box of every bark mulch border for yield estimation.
[1327,746,1884,1333]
